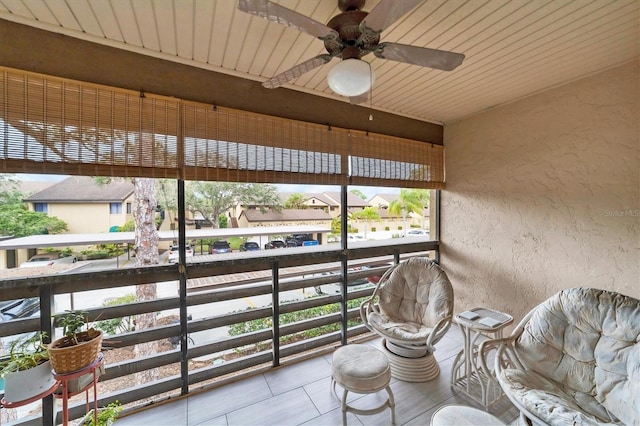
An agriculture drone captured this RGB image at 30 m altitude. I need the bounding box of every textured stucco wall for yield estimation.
[441,60,639,323]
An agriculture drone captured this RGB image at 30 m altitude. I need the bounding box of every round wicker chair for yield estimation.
[360,257,454,382]
[480,288,640,426]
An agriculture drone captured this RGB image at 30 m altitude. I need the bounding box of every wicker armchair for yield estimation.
[480,288,640,426]
[360,257,454,381]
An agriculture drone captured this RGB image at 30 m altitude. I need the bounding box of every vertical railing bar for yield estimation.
[177,178,188,395]
[435,189,441,264]
[340,184,348,345]
[39,283,54,426]
[272,260,280,366]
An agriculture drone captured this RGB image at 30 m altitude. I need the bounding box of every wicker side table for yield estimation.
[450,307,513,408]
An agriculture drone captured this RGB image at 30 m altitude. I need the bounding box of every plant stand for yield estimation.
[1,381,59,425]
[53,353,104,426]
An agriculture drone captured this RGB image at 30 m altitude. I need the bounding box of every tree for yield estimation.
[350,207,381,239]
[350,189,367,200]
[283,193,307,209]
[0,176,68,237]
[0,174,18,199]
[186,182,281,228]
[388,189,425,233]
[131,177,160,383]
[95,176,160,384]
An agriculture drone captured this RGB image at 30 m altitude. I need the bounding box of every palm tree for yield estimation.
[388,189,424,234]
[284,193,307,209]
[350,207,381,239]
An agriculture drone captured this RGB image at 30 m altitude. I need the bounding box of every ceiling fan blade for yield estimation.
[238,0,339,41]
[374,43,465,71]
[360,0,424,34]
[262,54,333,89]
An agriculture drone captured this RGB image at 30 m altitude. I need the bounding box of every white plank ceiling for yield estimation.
[0,0,638,124]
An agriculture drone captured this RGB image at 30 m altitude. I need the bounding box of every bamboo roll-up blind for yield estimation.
[181,103,349,185]
[1,67,444,188]
[0,67,180,178]
[348,130,445,189]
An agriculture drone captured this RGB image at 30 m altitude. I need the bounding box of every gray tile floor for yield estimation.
[116,328,520,425]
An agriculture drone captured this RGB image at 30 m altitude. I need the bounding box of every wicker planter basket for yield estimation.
[48,330,103,374]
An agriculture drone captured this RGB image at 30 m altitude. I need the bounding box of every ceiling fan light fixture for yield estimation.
[327,58,374,97]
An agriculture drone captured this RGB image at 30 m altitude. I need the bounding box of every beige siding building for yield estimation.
[24,176,135,234]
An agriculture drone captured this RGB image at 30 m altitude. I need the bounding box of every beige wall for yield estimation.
[45,199,133,234]
[441,60,639,325]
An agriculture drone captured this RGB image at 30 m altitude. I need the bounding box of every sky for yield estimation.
[17,174,398,200]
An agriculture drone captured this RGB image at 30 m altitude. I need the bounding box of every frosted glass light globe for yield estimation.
[327,59,374,97]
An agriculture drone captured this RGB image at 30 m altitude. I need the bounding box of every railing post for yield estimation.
[272,260,280,366]
[39,283,54,426]
[178,178,189,395]
[340,185,348,345]
[435,189,441,264]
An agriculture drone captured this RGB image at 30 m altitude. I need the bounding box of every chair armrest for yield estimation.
[359,263,398,330]
[426,314,453,351]
[359,298,376,332]
[477,337,511,378]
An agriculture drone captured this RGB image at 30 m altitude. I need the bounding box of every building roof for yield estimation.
[24,176,134,203]
[241,209,331,223]
[18,180,56,196]
[323,192,369,208]
[369,194,400,204]
[277,192,338,207]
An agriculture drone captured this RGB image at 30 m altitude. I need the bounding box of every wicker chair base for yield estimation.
[380,339,440,382]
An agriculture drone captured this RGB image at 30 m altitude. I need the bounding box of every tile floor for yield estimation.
[115,327,520,425]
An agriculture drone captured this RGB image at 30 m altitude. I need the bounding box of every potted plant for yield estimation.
[0,332,57,403]
[48,310,103,374]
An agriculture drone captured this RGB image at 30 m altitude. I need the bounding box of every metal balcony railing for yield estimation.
[0,239,437,425]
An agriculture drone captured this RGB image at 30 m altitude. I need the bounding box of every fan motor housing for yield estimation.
[325,10,379,59]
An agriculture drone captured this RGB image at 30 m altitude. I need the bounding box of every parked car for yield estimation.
[285,234,316,246]
[167,243,193,263]
[0,298,40,320]
[19,252,77,268]
[239,242,260,252]
[264,240,286,250]
[285,238,299,247]
[404,229,430,237]
[210,240,232,254]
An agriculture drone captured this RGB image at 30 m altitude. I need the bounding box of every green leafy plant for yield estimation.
[53,310,100,347]
[81,401,123,426]
[95,294,136,336]
[229,297,366,340]
[0,332,49,377]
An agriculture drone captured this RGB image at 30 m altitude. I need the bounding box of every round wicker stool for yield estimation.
[331,345,396,425]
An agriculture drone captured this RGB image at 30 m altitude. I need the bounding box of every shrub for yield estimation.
[95,294,136,336]
[229,296,366,339]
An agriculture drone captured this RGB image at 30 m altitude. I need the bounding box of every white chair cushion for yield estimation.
[376,258,453,340]
[332,345,391,392]
[499,368,618,425]
[367,312,433,343]
[509,288,640,425]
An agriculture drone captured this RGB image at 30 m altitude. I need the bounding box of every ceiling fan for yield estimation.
[238,0,465,99]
